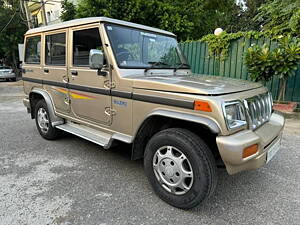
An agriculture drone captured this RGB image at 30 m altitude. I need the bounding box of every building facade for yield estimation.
[25,0,78,28]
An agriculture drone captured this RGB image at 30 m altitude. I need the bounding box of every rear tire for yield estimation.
[144,128,217,209]
[34,99,61,140]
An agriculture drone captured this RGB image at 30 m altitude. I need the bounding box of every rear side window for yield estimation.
[25,36,41,64]
[73,28,103,66]
[45,33,66,66]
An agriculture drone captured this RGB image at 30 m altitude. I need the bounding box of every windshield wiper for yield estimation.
[144,61,170,73]
[174,63,190,72]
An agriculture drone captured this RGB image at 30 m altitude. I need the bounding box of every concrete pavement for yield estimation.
[0,81,299,225]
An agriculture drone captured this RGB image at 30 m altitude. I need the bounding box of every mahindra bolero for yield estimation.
[22,17,285,209]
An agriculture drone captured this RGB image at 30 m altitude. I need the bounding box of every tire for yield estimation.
[144,128,217,209]
[34,99,61,140]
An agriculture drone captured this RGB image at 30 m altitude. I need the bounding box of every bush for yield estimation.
[245,36,300,100]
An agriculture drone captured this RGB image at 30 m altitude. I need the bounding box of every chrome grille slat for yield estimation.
[264,95,269,119]
[244,92,272,130]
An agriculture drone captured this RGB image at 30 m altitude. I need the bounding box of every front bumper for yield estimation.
[216,112,285,175]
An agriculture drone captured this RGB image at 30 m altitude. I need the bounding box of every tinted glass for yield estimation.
[45,33,66,65]
[25,36,41,64]
[73,28,103,66]
[105,24,188,69]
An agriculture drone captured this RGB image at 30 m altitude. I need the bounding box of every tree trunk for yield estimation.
[277,78,287,101]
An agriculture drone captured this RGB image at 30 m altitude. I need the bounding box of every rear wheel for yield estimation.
[144,128,217,209]
[35,99,61,140]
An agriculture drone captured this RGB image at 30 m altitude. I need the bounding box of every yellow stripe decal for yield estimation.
[55,88,96,100]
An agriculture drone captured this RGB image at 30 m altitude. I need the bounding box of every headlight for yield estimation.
[223,101,247,130]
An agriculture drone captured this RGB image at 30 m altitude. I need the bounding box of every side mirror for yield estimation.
[89,49,104,70]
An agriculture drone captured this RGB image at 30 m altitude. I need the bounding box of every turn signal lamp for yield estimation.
[194,100,212,112]
[242,144,258,158]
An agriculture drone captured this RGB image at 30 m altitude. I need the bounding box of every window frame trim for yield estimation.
[104,23,184,70]
[24,34,42,65]
[70,24,105,69]
[44,31,67,67]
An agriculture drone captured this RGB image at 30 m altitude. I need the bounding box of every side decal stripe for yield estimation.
[68,83,109,95]
[44,80,67,88]
[22,77,43,84]
[111,90,132,99]
[22,77,194,109]
[132,93,194,109]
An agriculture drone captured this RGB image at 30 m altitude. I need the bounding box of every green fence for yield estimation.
[179,38,300,103]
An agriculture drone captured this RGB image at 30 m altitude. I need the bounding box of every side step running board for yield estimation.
[56,122,112,149]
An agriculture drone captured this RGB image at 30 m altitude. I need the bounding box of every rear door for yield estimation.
[22,35,43,93]
[68,24,111,125]
[43,30,70,114]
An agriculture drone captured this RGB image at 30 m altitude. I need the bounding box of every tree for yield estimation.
[0,1,27,70]
[254,0,300,37]
[61,0,76,21]
[60,0,242,41]
[231,0,267,32]
[74,0,195,41]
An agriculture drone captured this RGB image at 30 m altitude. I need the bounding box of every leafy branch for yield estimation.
[244,36,300,101]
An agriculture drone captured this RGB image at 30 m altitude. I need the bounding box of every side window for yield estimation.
[25,36,41,64]
[45,33,66,66]
[73,28,103,66]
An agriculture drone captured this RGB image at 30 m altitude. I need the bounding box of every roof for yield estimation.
[25,17,176,36]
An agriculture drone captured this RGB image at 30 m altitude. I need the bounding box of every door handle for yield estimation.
[71,71,78,76]
[44,68,49,73]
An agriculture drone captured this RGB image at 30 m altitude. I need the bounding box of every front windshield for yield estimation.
[105,24,189,69]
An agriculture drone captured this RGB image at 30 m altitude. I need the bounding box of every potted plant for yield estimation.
[245,36,300,112]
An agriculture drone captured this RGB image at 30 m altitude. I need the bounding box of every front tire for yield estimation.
[35,100,61,140]
[144,128,217,209]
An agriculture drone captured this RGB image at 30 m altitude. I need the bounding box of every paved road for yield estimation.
[0,81,299,225]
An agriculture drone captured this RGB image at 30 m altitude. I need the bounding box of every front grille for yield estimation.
[244,92,273,129]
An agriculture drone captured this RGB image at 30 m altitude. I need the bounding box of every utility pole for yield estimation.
[41,0,47,26]
[21,0,32,29]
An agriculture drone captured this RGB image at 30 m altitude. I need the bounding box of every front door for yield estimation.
[68,25,111,125]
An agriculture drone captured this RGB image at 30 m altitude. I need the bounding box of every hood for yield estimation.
[132,74,263,95]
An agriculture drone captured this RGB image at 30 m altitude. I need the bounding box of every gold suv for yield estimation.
[22,17,285,209]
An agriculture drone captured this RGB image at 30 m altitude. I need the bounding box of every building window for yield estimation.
[32,15,38,28]
[47,11,51,23]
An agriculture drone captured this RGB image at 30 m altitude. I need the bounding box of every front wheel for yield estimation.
[35,100,61,140]
[144,128,217,209]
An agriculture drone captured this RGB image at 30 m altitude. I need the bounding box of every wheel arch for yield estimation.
[131,109,221,160]
[29,89,64,126]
